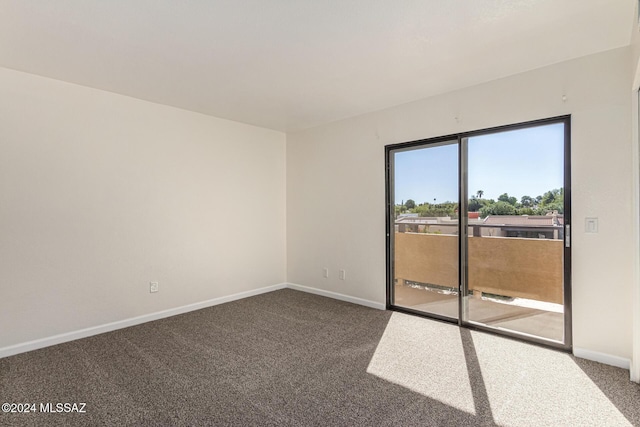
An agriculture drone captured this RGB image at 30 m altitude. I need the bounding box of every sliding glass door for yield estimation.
[388,139,460,321]
[386,117,571,349]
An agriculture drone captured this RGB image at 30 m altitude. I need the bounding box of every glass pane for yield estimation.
[464,123,565,343]
[392,141,459,319]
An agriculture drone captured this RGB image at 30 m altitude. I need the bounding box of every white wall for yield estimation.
[0,67,286,349]
[287,47,634,360]
[1,46,635,366]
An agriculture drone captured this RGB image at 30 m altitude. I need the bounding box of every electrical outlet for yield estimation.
[150,281,159,293]
[339,269,346,280]
[323,268,329,278]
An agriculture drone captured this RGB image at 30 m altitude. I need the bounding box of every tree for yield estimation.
[520,195,534,207]
[540,202,563,214]
[541,188,562,205]
[498,193,517,206]
[469,196,491,212]
[394,204,407,216]
[538,188,564,214]
[469,196,481,212]
[516,207,536,216]
[479,201,516,218]
[414,201,458,218]
[476,190,484,198]
[405,199,416,210]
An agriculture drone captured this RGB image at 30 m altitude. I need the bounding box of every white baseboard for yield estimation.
[573,347,631,370]
[0,283,288,359]
[631,360,640,383]
[2,282,634,376]
[285,282,386,310]
[0,282,383,359]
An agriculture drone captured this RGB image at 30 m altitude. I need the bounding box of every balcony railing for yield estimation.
[394,228,563,304]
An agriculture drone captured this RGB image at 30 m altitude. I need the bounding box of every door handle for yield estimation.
[565,224,570,248]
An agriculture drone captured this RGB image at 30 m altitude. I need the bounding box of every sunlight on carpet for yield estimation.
[366,313,476,414]
[366,312,631,427]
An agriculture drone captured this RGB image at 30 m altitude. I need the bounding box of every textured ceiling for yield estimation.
[0,0,635,131]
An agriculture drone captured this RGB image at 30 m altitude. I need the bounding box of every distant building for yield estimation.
[395,215,457,234]
[396,212,563,240]
[479,213,563,239]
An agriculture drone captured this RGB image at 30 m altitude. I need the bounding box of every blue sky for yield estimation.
[393,123,564,205]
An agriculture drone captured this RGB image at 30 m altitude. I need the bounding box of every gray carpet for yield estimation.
[1,289,639,426]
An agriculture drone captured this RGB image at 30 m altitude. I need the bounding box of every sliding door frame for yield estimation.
[385,115,572,351]
[385,136,461,323]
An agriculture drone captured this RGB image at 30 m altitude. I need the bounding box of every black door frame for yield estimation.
[385,115,572,351]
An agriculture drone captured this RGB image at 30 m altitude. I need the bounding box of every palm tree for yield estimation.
[476,190,484,199]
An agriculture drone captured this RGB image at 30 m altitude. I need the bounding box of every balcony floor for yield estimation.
[394,283,564,342]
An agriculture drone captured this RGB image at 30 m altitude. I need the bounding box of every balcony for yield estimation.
[393,220,564,342]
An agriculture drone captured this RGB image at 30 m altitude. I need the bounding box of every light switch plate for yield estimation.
[585,217,598,233]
